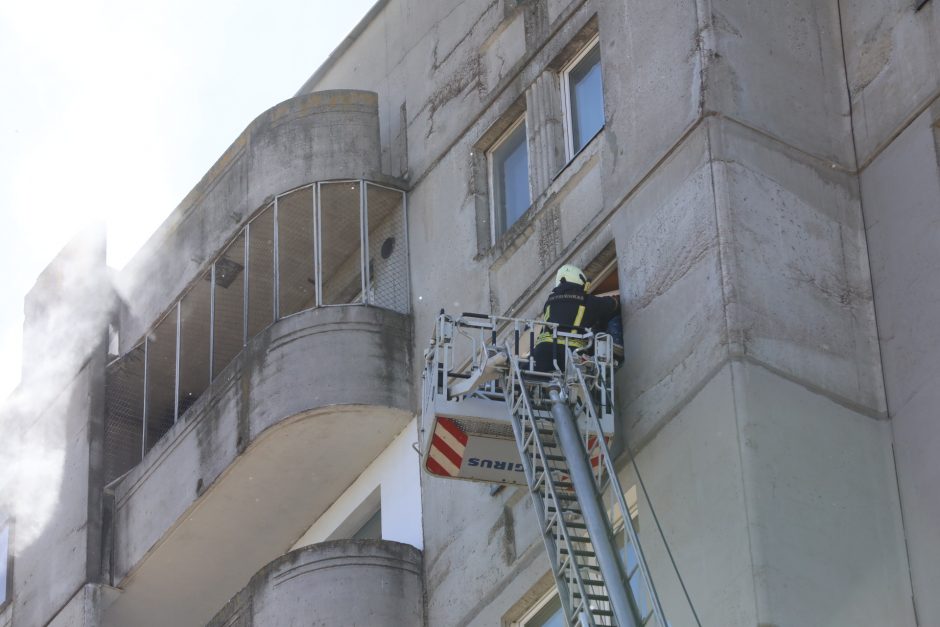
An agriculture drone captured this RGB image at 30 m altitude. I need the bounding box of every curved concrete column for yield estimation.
[103,305,413,627]
[209,541,424,627]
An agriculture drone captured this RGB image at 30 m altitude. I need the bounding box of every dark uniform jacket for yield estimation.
[533,281,619,371]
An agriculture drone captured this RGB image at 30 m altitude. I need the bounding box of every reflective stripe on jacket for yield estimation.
[534,282,618,347]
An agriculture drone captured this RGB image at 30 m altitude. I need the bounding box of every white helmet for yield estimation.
[555,264,588,288]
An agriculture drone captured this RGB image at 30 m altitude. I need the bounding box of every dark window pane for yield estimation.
[146,308,177,452]
[104,344,144,482]
[320,182,363,305]
[277,187,316,316]
[178,272,211,418]
[213,233,245,378]
[247,205,275,336]
[366,184,408,313]
[570,44,604,153]
[492,121,530,235]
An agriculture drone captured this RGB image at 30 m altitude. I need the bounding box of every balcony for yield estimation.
[101,305,412,627]
[97,89,413,626]
[208,541,423,626]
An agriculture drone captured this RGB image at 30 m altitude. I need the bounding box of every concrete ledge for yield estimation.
[103,305,413,627]
[209,540,423,627]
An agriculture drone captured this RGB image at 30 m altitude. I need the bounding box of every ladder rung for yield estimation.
[573,591,610,601]
[560,547,596,557]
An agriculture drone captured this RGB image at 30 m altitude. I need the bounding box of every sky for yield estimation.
[0,0,377,400]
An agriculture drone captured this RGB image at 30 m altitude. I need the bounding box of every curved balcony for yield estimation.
[208,541,423,627]
[100,305,413,627]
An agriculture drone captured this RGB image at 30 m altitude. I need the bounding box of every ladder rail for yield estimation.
[566,348,668,627]
[505,355,592,625]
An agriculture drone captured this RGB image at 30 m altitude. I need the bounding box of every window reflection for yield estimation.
[490,119,530,237]
[566,41,604,156]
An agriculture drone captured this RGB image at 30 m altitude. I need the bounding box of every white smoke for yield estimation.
[0,225,112,549]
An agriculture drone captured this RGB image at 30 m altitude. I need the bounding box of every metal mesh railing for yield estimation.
[247,205,276,337]
[366,183,409,314]
[146,310,177,453]
[105,179,408,478]
[104,344,145,484]
[277,187,316,317]
[213,234,246,378]
[320,181,363,305]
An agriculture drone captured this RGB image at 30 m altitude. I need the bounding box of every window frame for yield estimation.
[513,587,563,627]
[560,34,604,161]
[0,517,12,613]
[487,114,531,243]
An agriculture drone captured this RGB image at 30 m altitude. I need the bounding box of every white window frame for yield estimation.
[487,115,530,243]
[560,35,603,161]
[512,587,563,627]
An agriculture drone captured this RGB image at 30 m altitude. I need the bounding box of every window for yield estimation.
[562,36,604,159]
[488,116,531,239]
[1,518,11,610]
[515,589,565,627]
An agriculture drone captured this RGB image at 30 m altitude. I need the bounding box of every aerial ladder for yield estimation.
[421,312,668,627]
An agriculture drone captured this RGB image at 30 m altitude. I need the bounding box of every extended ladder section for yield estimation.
[421,312,667,627]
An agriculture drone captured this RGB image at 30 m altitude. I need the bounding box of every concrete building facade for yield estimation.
[1,0,938,625]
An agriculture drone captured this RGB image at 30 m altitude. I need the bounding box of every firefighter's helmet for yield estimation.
[556,264,588,288]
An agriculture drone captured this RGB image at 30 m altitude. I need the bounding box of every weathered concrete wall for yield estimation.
[117,90,386,350]
[47,584,119,627]
[208,541,423,627]
[842,0,940,166]
[299,0,914,624]
[0,229,110,627]
[103,305,412,627]
[845,2,940,622]
[860,106,940,625]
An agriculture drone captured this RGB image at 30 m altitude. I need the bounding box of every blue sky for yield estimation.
[0,0,377,398]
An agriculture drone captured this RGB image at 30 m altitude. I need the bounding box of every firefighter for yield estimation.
[532,264,620,372]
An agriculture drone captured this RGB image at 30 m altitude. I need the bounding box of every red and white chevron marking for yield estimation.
[426,416,469,478]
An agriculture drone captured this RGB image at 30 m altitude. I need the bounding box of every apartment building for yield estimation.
[1,0,938,625]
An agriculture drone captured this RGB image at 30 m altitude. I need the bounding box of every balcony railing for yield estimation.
[103,180,408,483]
